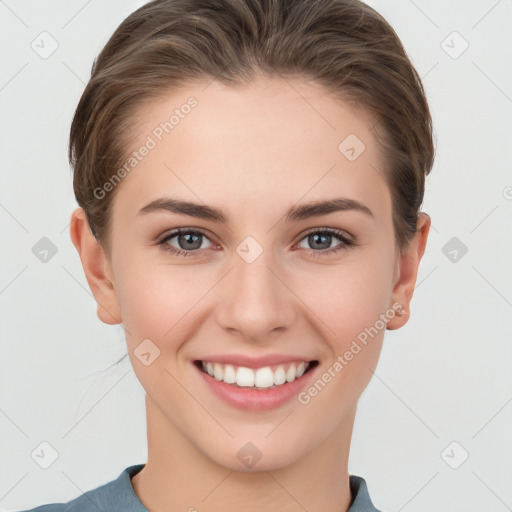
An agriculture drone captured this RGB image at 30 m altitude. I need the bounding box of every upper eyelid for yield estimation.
[159,227,216,244]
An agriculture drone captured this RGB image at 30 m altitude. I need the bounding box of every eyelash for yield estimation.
[158,227,355,258]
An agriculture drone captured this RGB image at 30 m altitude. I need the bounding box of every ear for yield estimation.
[387,212,431,330]
[69,207,122,325]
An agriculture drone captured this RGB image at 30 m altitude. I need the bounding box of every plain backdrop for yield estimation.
[1,0,511,510]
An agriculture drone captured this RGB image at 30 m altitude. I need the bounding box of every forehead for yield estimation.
[111,76,391,225]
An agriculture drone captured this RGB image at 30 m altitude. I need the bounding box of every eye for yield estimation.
[159,228,215,257]
[295,228,354,257]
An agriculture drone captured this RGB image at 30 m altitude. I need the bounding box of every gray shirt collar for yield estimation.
[35,463,382,512]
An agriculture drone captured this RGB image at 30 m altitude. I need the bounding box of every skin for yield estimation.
[70,76,430,512]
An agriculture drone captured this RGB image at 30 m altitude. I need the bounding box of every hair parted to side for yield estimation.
[69,0,435,257]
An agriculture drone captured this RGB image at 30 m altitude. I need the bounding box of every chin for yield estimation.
[197,431,311,473]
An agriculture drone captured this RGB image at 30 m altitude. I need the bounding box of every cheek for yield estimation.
[114,254,180,338]
[115,254,215,347]
[299,250,394,347]
[297,265,389,416]
[116,262,198,393]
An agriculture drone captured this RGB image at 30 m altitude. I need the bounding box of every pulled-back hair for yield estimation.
[69,0,435,256]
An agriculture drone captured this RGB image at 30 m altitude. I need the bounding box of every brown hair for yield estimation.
[69,0,435,257]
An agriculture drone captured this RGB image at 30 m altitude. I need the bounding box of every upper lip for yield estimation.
[194,354,317,369]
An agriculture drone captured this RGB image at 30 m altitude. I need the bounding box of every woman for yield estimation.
[19,0,434,510]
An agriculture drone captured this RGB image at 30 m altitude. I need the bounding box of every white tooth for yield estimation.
[296,362,307,377]
[255,367,274,388]
[223,364,236,384]
[202,361,309,387]
[236,366,255,387]
[213,363,224,381]
[273,365,286,385]
[285,364,297,382]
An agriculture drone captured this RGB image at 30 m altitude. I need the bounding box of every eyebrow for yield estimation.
[137,196,374,223]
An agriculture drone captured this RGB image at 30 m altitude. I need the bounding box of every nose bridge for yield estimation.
[215,241,295,338]
[235,243,278,299]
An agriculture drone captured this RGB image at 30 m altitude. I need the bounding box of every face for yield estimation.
[89,77,412,471]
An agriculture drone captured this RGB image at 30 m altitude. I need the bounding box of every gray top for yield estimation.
[16,464,383,512]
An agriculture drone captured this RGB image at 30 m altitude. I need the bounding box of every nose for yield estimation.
[215,249,297,341]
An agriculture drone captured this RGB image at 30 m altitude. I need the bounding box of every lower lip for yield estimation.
[194,362,317,411]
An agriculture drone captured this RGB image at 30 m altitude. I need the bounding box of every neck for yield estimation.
[131,396,356,512]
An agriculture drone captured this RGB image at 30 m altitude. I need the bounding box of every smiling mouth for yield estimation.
[194,360,319,389]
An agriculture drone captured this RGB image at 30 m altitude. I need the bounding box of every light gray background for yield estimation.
[1,0,511,510]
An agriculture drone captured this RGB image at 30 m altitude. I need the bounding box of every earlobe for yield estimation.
[387,212,431,331]
[69,207,122,325]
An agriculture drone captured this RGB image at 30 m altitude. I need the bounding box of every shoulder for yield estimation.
[11,464,146,512]
[348,474,385,512]
[10,506,66,512]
